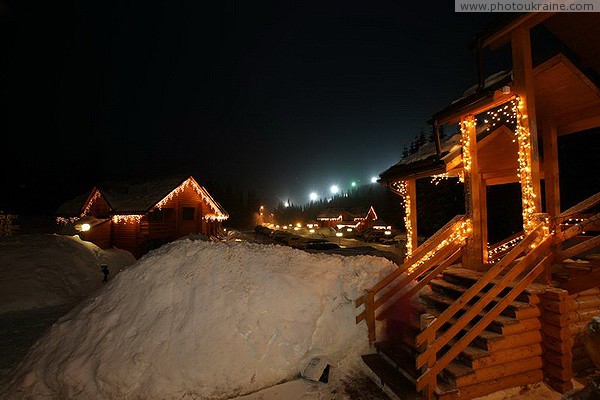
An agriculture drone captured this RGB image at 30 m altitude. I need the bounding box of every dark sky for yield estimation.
[1,1,500,213]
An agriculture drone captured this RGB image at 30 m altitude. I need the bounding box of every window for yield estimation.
[182,207,195,221]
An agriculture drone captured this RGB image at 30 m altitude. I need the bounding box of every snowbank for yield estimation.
[1,240,396,399]
[0,234,135,314]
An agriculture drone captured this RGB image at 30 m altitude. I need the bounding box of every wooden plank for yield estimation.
[462,115,485,269]
[558,193,600,219]
[437,370,544,400]
[555,213,600,243]
[417,251,551,390]
[543,125,561,221]
[511,25,542,214]
[452,357,542,387]
[562,267,600,295]
[365,290,376,344]
[469,343,542,369]
[555,235,600,263]
[376,248,463,321]
[407,179,418,254]
[415,225,544,348]
[558,114,600,136]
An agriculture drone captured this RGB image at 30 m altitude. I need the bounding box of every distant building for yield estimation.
[316,206,378,232]
[56,176,228,258]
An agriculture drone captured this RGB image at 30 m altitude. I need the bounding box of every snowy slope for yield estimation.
[0,234,135,314]
[0,240,396,399]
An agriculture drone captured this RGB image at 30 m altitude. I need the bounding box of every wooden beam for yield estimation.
[481,182,489,264]
[482,13,555,49]
[557,114,600,136]
[543,126,561,220]
[407,179,418,254]
[462,115,485,269]
[511,25,543,216]
[555,235,600,263]
[437,92,514,126]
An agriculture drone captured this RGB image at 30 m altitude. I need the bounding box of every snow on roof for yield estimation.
[0,240,395,399]
[56,175,228,219]
[450,70,512,105]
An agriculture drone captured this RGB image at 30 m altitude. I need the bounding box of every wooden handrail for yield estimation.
[554,212,600,244]
[355,215,468,343]
[487,231,524,262]
[356,215,465,308]
[558,192,600,220]
[415,223,544,348]
[415,225,552,392]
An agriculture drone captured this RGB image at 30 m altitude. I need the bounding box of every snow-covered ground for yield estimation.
[0,239,396,399]
[0,234,135,314]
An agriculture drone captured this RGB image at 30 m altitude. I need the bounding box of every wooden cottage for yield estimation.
[316,206,378,232]
[356,13,600,399]
[56,176,228,258]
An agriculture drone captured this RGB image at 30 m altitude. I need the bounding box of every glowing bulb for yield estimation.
[330,185,339,194]
[371,176,377,184]
[351,181,356,187]
[309,192,318,201]
[80,223,91,232]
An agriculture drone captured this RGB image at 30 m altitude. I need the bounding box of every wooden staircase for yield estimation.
[356,218,553,399]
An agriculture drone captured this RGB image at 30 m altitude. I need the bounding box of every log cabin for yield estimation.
[316,206,378,232]
[56,176,228,258]
[357,13,600,399]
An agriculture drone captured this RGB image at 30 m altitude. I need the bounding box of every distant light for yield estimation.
[293,227,300,231]
[80,223,91,232]
[371,177,378,184]
[296,222,302,228]
[346,228,352,232]
[307,223,314,229]
[284,201,290,207]
[260,205,264,210]
[384,230,392,235]
[283,226,288,229]
[309,229,315,233]
[276,225,280,228]
[309,192,318,201]
[335,232,343,237]
[330,185,339,194]
[351,181,356,187]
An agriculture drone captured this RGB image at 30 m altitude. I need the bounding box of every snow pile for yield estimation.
[1,240,396,399]
[0,234,135,314]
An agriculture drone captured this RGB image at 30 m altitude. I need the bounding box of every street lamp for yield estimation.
[309,192,318,201]
[330,185,339,195]
[371,176,378,184]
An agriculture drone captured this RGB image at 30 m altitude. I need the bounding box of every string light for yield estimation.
[487,234,524,261]
[391,181,414,257]
[112,215,142,223]
[430,173,451,185]
[155,178,228,220]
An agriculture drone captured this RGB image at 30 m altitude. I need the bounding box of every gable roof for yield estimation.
[56,175,228,219]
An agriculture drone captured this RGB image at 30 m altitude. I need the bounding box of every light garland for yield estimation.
[514,97,539,234]
[155,178,227,219]
[112,215,143,223]
[430,173,451,185]
[81,189,102,217]
[391,180,414,257]
[408,218,472,273]
[460,119,474,173]
[487,234,524,261]
[56,216,80,225]
[56,189,102,226]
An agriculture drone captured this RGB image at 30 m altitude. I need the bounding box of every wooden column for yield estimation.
[406,179,418,255]
[543,125,560,222]
[481,182,489,264]
[511,25,543,218]
[462,115,485,270]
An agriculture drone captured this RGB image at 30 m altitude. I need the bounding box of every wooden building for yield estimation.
[316,206,378,232]
[56,176,228,258]
[356,13,600,399]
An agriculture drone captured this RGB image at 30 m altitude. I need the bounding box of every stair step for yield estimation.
[374,341,419,381]
[361,353,421,400]
[435,369,544,400]
[419,288,540,321]
[429,279,536,308]
[442,356,543,387]
[440,267,547,296]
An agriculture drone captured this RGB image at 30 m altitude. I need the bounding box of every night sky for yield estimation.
[1,1,500,213]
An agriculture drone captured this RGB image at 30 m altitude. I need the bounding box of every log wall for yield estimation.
[540,287,600,393]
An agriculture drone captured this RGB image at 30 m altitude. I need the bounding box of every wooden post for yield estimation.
[420,313,437,400]
[481,182,489,264]
[462,115,485,270]
[543,125,560,229]
[511,25,543,216]
[406,179,418,254]
[364,289,376,345]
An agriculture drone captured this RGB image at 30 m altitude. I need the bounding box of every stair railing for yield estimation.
[415,222,553,395]
[355,215,469,343]
[553,192,600,260]
[487,230,524,263]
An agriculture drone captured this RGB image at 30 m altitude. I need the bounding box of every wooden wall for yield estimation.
[112,219,142,258]
[540,287,600,393]
[80,219,112,249]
